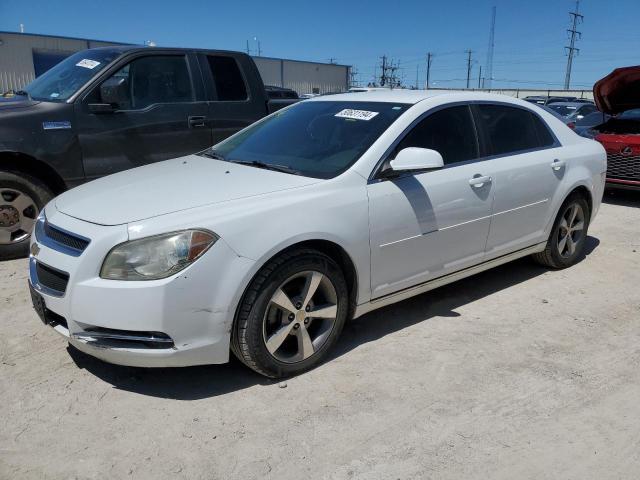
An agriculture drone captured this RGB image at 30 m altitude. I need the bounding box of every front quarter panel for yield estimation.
[128,171,372,310]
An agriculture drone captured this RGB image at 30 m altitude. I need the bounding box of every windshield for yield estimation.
[23,49,123,102]
[548,104,578,117]
[618,108,640,120]
[207,101,409,179]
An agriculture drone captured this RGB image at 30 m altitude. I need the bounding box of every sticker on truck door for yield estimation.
[76,59,101,69]
[335,109,379,121]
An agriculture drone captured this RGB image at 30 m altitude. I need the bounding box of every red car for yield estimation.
[593,66,640,190]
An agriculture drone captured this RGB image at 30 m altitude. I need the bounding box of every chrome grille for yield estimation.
[606,152,640,181]
[35,216,90,256]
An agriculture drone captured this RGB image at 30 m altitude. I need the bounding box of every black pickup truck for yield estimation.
[0,46,298,258]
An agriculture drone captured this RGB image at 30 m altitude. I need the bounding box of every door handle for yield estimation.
[188,115,206,128]
[469,175,492,188]
[550,159,566,170]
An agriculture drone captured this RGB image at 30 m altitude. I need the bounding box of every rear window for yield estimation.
[476,104,555,156]
[207,56,248,101]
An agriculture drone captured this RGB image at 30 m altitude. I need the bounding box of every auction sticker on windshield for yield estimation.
[76,59,101,69]
[335,109,379,121]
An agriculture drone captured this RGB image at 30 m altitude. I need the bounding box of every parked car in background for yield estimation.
[593,65,640,190]
[523,95,548,105]
[571,111,611,138]
[545,96,578,105]
[546,101,599,126]
[28,90,606,377]
[0,46,299,259]
[265,85,299,100]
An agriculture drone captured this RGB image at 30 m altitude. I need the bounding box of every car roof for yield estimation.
[306,89,533,105]
[548,101,588,107]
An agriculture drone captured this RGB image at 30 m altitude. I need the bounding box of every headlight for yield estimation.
[100,230,217,280]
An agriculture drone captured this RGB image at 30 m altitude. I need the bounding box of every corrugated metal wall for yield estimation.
[252,56,349,95]
[0,32,350,95]
[0,32,120,92]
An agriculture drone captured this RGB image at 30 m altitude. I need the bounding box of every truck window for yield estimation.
[101,55,194,110]
[206,56,248,101]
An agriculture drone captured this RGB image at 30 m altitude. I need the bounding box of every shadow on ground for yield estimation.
[602,188,640,207]
[69,236,600,400]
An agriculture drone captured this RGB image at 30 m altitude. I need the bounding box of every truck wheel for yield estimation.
[0,171,53,260]
[231,248,349,378]
[532,193,590,269]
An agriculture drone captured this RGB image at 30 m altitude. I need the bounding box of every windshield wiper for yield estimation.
[200,149,226,161]
[2,89,31,99]
[231,160,302,175]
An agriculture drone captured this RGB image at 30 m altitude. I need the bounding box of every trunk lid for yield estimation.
[594,65,640,115]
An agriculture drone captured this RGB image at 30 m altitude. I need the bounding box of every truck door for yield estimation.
[75,52,211,179]
[197,53,267,145]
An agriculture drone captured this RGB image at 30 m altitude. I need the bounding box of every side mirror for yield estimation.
[88,77,129,113]
[390,147,444,172]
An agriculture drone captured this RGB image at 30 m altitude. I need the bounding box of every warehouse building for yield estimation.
[0,31,350,95]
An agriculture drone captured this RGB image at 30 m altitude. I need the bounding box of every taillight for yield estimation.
[567,122,576,130]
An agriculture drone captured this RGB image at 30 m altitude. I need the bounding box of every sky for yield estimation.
[1,0,639,90]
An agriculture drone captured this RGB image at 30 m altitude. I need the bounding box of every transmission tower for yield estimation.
[379,56,400,88]
[564,0,583,89]
[485,6,496,89]
[349,67,359,88]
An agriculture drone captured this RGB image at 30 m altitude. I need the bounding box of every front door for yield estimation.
[367,105,495,299]
[75,53,211,179]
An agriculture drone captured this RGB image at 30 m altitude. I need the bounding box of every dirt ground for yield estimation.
[1,191,639,480]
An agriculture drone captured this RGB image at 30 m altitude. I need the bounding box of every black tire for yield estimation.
[0,171,54,260]
[231,248,349,378]
[532,192,590,269]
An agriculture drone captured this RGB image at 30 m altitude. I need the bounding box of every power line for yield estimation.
[564,0,583,89]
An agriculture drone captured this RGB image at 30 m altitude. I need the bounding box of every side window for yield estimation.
[206,56,248,101]
[99,55,193,110]
[476,104,553,155]
[395,106,479,165]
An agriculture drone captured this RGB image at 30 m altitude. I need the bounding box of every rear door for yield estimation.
[76,51,211,178]
[198,53,267,145]
[472,103,564,257]
[367,105,495,298]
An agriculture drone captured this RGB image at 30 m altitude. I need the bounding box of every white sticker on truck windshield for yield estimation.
[335,109,379,121]
[76,59,101,69]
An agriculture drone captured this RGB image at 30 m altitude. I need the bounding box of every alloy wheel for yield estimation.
[0,188,38,245]
[557,202,585,258]
[262,270,339,364]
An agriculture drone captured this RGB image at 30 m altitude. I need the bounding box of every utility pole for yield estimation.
[478,65,482,89]
[466,50,473,89]
[415,64,419,89]
[426,52,433,89]
[379,55,387,86]
[564,0,583,89]
[485,6,496,89]
[328,58,337,64]
[246,40,250,55]
[349,67,359,88]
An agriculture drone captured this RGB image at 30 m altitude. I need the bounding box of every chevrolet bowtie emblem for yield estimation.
[30,243,40,257]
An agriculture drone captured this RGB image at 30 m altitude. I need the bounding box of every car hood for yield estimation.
[55,155,321,226]
[0,95,40,111]
[593,66,640,114]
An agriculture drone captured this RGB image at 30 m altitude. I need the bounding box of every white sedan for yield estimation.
[28,90,606,378]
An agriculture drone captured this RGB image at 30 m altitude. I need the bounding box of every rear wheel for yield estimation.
[532,193,590,269]
[0,171,53,260]
[232,248,349,378]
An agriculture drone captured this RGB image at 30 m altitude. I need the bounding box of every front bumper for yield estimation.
[29,205,255,368]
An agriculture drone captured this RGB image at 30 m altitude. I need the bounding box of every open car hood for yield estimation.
[594,66,640,115]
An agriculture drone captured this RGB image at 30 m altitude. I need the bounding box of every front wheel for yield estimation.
[231,248,349,378]
[532,193,590,269]
[0,171,53,260]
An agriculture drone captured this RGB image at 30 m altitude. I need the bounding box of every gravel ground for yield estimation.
[1,191,639,480]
